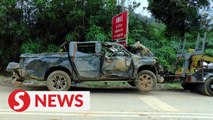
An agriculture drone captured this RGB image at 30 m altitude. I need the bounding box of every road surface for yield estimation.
[0,83,212,120]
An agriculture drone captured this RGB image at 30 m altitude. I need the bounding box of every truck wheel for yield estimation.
[200,77,213,96]
[47,70,71,91]
[181,83,197,91]
[135,70,157,92]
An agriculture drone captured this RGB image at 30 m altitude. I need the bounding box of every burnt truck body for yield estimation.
[7,41,163,92]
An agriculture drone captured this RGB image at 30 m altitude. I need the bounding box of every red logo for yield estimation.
[8,91,89,112]
[8,89,30,112]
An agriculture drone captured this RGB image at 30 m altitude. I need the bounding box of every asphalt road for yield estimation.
[0,83,213,120]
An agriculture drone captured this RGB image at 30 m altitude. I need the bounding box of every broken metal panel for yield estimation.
[75,51,91,57]
[95,42,102,53]
[102,56,131,71]
[8,52,71,81]
[71,42,101,79]
[69,42,77,56]
[131,41,154,56]
[101,56,132,78]
[132,55,156,67]
[74,53,101,79]
[101,71,130,78]
[131,54,157,77]
[100,43,133,78]
[6,62,19,71]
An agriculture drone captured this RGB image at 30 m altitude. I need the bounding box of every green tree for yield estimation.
[0,0,29,67]
[0,0,128,71]
[147,0,210,37]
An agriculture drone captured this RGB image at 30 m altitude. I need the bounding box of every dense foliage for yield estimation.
[0,0,212,73]
[0,0,117,70]
[148,0,211,36]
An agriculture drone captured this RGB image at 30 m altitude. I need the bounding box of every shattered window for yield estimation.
[77,43,96,54]
[101,44,129,58]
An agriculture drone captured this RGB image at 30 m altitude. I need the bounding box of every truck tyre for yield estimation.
[135,70,157,92]
[181,83,197,91]
[200,77,213,96]
[47,70,71,91]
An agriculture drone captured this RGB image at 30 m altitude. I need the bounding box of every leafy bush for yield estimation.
[46,44,60,53]
[21,40,45,54]
[205,32,213,56]
[21,39,59,54]
[85,25,108,41]
[128,18,178,72]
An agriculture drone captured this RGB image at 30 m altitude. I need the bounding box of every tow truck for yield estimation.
[175,33,213,96]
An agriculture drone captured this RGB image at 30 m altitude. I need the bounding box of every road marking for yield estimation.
[0,109,213,115]
[0,109,213,119]
[138,96,179,112]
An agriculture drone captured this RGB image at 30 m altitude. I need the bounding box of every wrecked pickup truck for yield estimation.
[6,41,163,92]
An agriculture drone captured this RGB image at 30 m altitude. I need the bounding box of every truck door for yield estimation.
[70,43,101,79]
[101,45,133,79]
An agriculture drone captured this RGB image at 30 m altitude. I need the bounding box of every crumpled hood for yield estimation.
[131,41,154,57]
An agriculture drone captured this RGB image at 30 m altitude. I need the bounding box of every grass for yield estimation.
[157,82,182,90]
[0,75,183,89]
[0,75,12,84]
[0,76,5,82]
[77,81,183,90]
[77,81,131,88]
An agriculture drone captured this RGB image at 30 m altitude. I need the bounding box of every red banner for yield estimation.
[112,11,128,40]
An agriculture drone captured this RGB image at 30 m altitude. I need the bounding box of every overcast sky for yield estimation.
[128,0,213,18]
[124,0,151,17]
[133,0,151,17]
